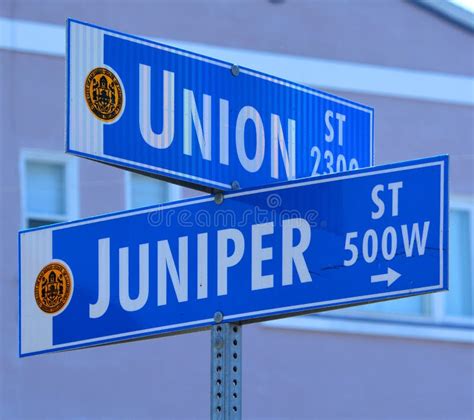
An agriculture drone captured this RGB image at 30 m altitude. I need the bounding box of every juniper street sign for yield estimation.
[19,156,447,357]
[66,19,373,192]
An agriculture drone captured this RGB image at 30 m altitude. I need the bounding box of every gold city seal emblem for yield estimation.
[84,67,123,122]
[34,262,72,314]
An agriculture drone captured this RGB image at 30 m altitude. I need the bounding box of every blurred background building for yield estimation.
[1,0,473,418]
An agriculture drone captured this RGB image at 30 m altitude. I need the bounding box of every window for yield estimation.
[20,150,79,228]
[265,197,474,343]
[125,172,181,209]
[447,207,473,317]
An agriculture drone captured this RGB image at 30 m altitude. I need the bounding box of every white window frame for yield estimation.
[124,172,181,210]
[443,194,474,323]
[20,149,79,228]
[264,195,474,344]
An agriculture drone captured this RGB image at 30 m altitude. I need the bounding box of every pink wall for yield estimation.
[1,1,473,418]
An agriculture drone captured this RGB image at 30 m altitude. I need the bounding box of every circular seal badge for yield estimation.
[34,262,73,314]
[84,67,123,122]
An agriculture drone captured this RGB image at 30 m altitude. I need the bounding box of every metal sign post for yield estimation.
[211,317,242,419]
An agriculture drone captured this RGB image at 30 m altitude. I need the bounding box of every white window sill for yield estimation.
[263,314,474,344]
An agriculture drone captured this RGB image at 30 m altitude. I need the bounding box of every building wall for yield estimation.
[1,1,473,419]
[4,0,474,75]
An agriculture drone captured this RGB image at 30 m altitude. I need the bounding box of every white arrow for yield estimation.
[371,268,401,287]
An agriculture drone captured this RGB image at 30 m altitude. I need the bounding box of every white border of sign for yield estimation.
[19,156,447,357]
[66,19,374,191]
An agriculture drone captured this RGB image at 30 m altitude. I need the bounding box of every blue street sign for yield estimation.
[66,19,373,191]
[19,156,447,356]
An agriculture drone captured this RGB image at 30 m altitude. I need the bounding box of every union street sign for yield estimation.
[66,19,374,192]
[19,156,447,356]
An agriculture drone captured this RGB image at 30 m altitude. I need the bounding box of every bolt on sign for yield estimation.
[66,19,373,192]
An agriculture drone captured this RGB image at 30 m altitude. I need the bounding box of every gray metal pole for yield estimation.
[211,320,242,419]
